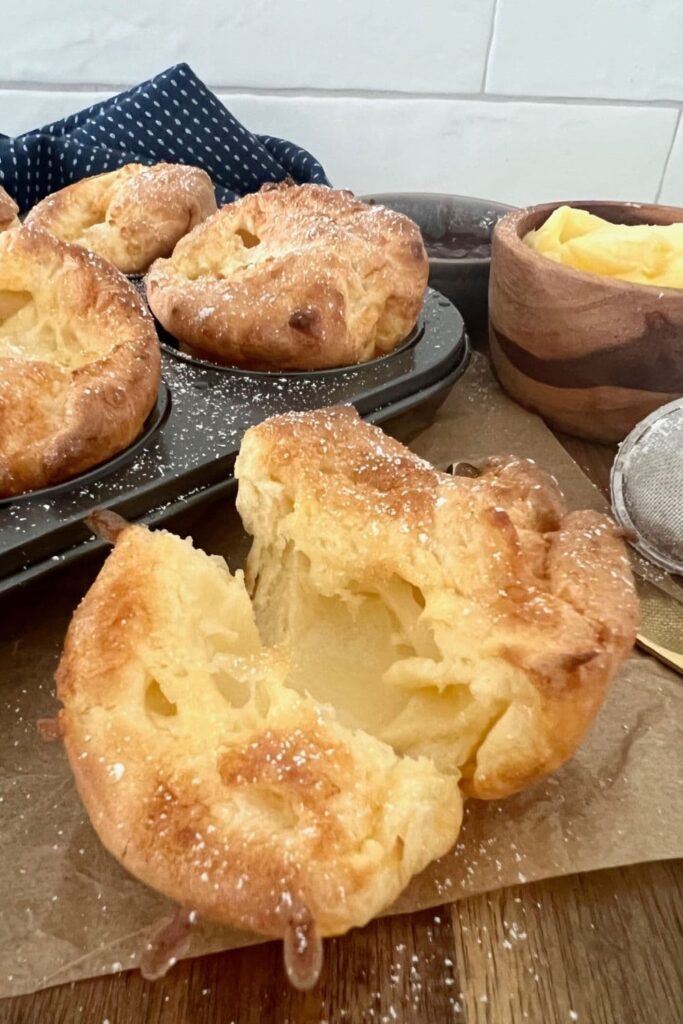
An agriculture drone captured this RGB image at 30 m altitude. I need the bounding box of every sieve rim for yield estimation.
[610,397,683,576]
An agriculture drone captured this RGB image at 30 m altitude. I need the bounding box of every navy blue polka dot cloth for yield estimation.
[0,63,330,213]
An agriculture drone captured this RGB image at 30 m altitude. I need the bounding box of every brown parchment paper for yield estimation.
[1,353,681,999]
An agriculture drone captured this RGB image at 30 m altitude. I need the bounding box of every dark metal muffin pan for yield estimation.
[0,289,469,594]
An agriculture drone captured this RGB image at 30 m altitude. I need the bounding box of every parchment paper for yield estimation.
[1,353,681,999]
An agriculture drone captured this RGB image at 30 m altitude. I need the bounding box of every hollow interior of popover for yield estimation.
[0,287,116,368]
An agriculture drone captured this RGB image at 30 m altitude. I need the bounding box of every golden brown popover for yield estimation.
[56,408,637,950]
[145,183,428,370]
[0,226,160,497]
[25,163,217,274]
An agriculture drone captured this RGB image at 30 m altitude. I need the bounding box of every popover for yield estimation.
[145,183,428,370]
[25,162,217,274]
[56,408,637,951]
[0,225,160,497]
[0,185,19,233]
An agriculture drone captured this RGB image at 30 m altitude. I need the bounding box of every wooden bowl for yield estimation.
[488,200,683,442]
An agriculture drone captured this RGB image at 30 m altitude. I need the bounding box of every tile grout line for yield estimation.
[481,0,500,92]
[654,107,681,201]
[0,80,681,111]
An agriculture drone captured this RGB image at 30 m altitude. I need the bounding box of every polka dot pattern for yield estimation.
[0,63,329,213]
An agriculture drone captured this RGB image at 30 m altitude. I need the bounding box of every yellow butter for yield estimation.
[524,205,683,288]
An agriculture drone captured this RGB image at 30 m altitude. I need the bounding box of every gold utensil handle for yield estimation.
[636,633,683,676]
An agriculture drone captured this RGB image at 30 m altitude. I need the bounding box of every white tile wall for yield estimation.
[2,0,494,93]
[1,0,682,205]
[226,94,678,206]
[660,114,683,205]
[488,0,683,102]
[0,90,105,137]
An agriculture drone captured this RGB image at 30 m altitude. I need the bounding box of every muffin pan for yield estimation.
[0,289,469,594]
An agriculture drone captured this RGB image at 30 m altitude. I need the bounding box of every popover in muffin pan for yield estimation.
[146,182,429,371]
[0,225,161,497]
[25,163,217,274]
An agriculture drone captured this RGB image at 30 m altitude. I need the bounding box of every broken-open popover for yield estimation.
[25,162,217,274]
[56,408,637,950]
[0,226,160,497]
[145,182,428,370]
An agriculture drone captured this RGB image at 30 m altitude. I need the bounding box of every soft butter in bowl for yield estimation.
[525,205,683,288]
[489,200,683,443]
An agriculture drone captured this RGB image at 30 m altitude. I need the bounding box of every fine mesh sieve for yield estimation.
[611,398,683,576]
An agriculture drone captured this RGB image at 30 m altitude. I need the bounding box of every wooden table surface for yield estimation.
[1,431,681,1024]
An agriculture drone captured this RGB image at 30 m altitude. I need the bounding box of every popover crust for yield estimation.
[0,186,20,233]
[57,408,637,941]
[0,225,161,496]
[145,182,429,370]
[25,163,217,274]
